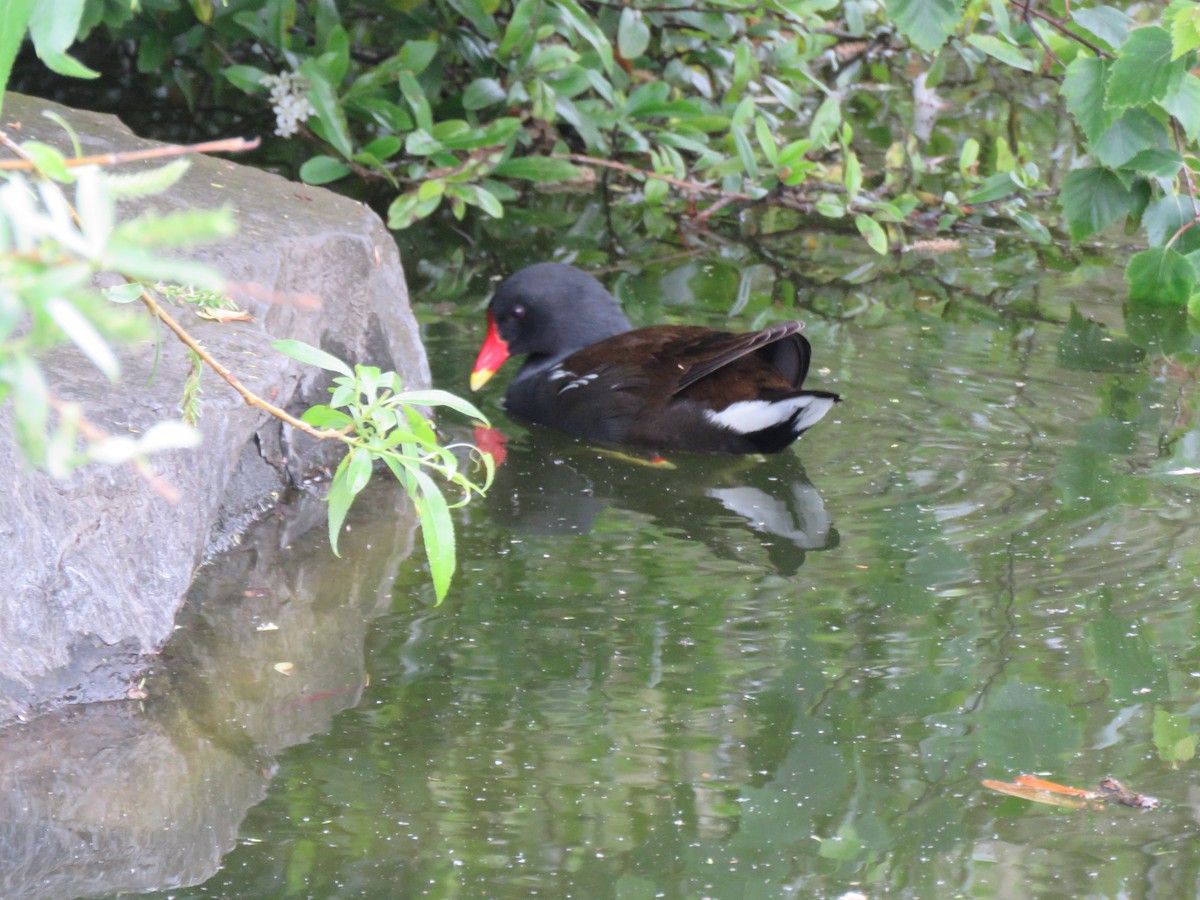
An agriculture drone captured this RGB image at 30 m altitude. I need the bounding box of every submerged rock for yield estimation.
[0,92,428,725]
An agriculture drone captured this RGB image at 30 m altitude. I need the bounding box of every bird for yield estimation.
[469,262,840,454]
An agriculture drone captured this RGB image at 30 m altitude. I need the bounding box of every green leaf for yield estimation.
[552,0,614,74]
[617,7,651,60]
[855,214,888,254]
[223,64,267,92]
[362,135,402,160]
[959,138,979,175]
[1154,707,1196,766]
[532,44,580,74]
[1092,108,1168,169]
[398,70,434,134]
[405,464,456,604]
[1072,6,1134,50]
[1121,148,1184,180]
[46,297,120,380]
[625,80,671,117]
[20,141,70,181]
[1107,27,1189,108]
[500,0,540,57]
[844,149,862,198]
[1143,194,1200,255]
[0,0,37,114]
[493,156,583,182]
[1012,210,1051,244]
[299,60,353,158]
[755,115,778,166]
[397,40,438,75]
[1162,73,1200,142]
[1060,166,1136,241]
[885,0,962,52]
[300,405,354,429]
[731,125,758,180]
[103,282,146,304]
[299,155,352,185]
[387,191,442,230]
[967,34,1033,71]
[1061,56,1113,142]
[1168,0,1200,60]
[463,77,506,110]
[808,96,841,147]
[272,339,354,376]
[447,183,504,219]
[397,390,490,423]
[963,171,1020,205]
[1126,246,1196,307]
[28,0,99,79]
[444,0,498,39]
[326,451,365,557]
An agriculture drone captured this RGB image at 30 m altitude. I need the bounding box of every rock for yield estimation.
[0,479,419,900]
[0,92,428,725]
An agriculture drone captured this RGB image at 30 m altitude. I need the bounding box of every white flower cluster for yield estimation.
[261,71,316,137]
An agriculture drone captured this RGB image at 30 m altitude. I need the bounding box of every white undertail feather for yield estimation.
[704,395,836,435]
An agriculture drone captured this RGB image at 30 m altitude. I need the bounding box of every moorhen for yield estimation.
[470,263,840,454]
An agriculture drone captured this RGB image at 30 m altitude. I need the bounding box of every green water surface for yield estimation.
[107,226,1200,898]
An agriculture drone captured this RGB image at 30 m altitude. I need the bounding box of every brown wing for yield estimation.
[561,323,811,397]
[668,321,810,393]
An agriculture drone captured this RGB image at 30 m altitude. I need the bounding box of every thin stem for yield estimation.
[0,135,261,170]
[137,287,343,440]
[1010,0,1114,60]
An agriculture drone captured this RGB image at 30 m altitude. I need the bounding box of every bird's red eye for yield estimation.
[511,304,526,320]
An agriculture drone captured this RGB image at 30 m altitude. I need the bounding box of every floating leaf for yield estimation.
[1154,707,1196,766]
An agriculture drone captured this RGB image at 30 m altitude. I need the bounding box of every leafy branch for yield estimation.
[275,340,495,602]
[0,115,491,603]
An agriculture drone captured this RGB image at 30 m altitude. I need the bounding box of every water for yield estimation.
[11,227,1200,898]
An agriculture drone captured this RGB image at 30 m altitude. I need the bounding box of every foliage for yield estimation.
[274,339,494,602]
[17,0,1198,340]
[0,3,495,604]
[0,150,224,476]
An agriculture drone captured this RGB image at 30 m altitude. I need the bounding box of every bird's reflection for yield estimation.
[475,424,837,575]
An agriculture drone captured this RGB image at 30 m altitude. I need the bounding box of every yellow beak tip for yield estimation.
[470,369,494,392]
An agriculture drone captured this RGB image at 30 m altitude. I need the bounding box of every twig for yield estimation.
[552,152,751,200]
[137,288,344,440]
[1010,0,1114,60]
[2,127,344,444]
[0,135,261,170]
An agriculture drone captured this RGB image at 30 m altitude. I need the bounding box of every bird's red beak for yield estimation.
[470,310,510,391]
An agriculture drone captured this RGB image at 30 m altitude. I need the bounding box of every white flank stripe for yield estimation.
[704,395,836,435]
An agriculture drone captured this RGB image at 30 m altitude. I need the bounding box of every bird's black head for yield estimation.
[489,263,632,359]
